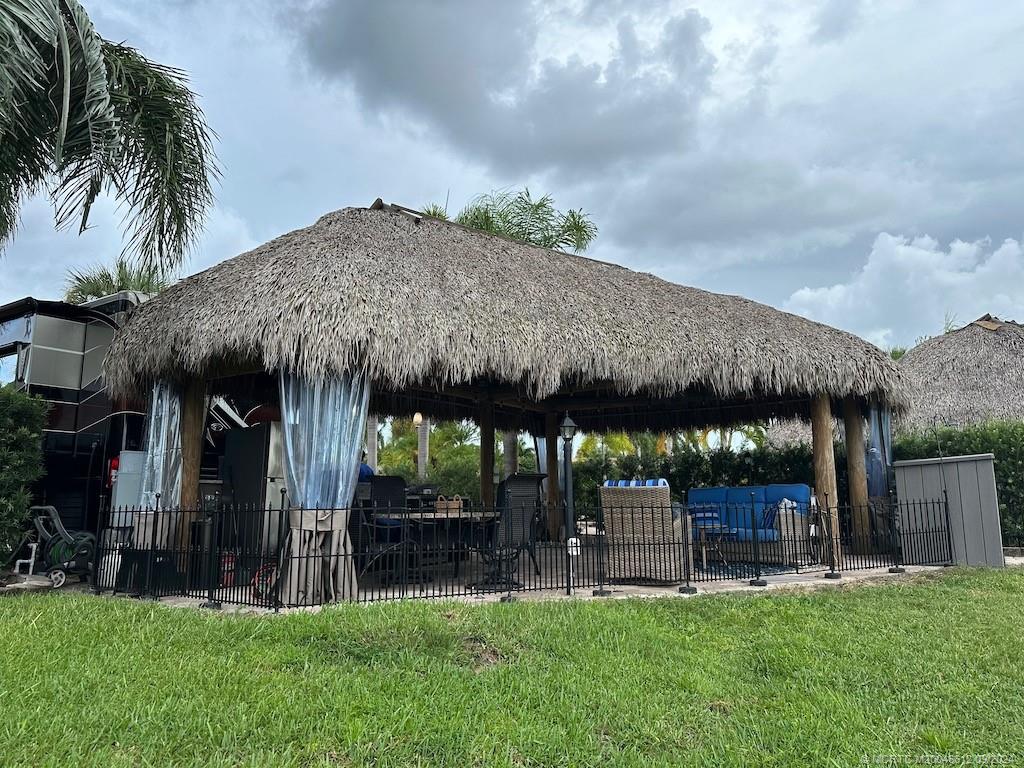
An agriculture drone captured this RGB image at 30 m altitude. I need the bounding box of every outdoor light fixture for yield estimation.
[559,413,578,441]
[412,412,423,427]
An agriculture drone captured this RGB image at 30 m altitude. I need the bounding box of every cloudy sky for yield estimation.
[3,0,1023,349]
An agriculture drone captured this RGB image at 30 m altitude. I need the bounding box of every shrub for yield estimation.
[0,387,47,556]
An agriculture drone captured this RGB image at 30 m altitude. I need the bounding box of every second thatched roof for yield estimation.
[105,202,907,422]
[898,314,1024,432]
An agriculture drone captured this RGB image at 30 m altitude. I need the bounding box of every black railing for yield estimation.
[92,498,953,608]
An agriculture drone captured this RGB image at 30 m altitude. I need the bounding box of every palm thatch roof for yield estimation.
[898,314,1024,432]
[105,201,907,432]
[764,418,814,448]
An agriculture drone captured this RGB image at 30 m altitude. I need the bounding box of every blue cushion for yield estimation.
[766,483,811,508]
[732,527,780,543]
[689,504,722,526]
[687,487,728,506]
[725,486,766,505]
[688,488,728,533]
[724,486,766,529]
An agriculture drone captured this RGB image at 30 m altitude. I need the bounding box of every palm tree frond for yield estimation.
[51,0,117,231]
[64,256,171,303]
[0,0,57,246]
[421,203,449,220]
[0,3,218,271]
[0,1,53,121]
[453,188,598,253]
[102,42,219,269]
[557,207,599,253]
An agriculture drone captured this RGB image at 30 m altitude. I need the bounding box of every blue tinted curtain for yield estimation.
[867,403,893,498]
[139,381,182,509]
[277,370,370,604]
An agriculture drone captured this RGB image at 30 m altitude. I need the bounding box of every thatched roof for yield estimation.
[105,201,907,431]
[765,418,813,448]
[898,314,1024,432]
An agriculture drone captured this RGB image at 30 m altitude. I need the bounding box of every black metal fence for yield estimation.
[92,497,953,608]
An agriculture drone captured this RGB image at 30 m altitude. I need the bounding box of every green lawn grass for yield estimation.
[2,569,1023,767]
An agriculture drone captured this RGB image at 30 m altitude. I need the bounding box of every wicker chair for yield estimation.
[599,481,692,584]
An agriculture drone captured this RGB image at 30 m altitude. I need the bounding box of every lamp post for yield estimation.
[559,414,577,596]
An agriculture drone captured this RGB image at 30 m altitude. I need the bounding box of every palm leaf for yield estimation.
[52,0,117,232]
[0,0,57,243]
[557,208,599,253]
[453,188,598,253]
[421,202,449,220]
[64,255,171,303]
[0,1,52,120]
[0,2,218,271]
[102,42,219,269]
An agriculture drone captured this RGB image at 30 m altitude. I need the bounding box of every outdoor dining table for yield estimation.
[371,507,500,577]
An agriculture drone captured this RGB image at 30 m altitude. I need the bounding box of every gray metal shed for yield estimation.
[894,454,1004,567]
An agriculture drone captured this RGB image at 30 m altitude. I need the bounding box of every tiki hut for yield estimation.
[899,315,1024,432]
[105,200,906,538]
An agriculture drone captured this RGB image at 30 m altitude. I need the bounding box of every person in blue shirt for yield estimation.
[358,451,375,482]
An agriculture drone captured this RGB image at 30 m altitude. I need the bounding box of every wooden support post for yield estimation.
[810,394,841,570]
[545,412,561,540]
[177,378,207,551]
[843,397,871,553]
[479,403,495,509]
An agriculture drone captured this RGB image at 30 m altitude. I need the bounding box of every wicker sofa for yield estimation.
[687,484,815,566]
[599,480,693,584]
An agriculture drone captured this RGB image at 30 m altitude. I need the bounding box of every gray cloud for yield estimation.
[786,234,1024,348]
[292,0,1024,305]
[300,2,715,175]
[3,0,1022,350]
[812,0,862,43]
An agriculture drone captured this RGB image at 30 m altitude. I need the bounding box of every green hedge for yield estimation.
[895,421,1024,546]
[573,422,1022,545]
[0,387,47,557]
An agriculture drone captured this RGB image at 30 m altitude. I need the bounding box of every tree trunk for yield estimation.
[545,412,561,540]
[365,414,378,470]
[479,405,495,508]
[843,397,871,553]
[502,431,518,479]
[810,394,840,570]
[416,417,430,480]
[177,378,206,556]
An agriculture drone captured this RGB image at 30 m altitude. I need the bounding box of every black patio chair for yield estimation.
[356,475,421,587]
[498,473,544,575]
[368,475,407,511]
[351,507,421,586]
[470,474,544,588]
